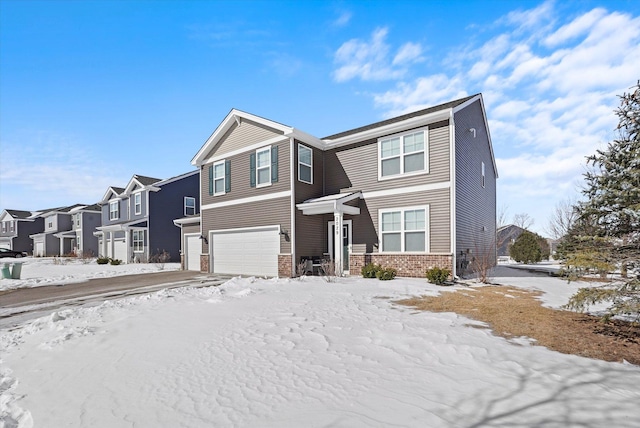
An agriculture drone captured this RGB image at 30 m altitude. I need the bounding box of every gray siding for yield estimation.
[325,121,450,194]
[201,197,291,255]
[352,188,451,254]
[201,139,291,207]
[210,120,285,158]
[454,100,497,270]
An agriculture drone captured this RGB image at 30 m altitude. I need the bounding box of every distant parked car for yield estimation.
[0,248,27,258]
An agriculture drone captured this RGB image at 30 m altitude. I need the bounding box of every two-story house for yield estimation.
[53,204,101,257]
[0,209,45,254]
[95,171,199,263]
[29,204,95,257]
[187,94,497,278]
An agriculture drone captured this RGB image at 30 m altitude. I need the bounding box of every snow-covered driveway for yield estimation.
[2,275,639,427]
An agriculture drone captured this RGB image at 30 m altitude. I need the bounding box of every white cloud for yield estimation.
[332,1,640,233]
[0,131,125,210]
[333,10,352,27]
[333,27,423,82]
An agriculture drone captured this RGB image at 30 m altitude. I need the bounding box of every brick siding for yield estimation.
[350,253,453,278]
[278,254,292,278]
[200,254,209,273]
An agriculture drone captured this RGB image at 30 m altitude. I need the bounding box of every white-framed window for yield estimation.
[379,206,428,252]
[133,230,144,252]
[9,221,14,232]
[481,162,486,188]
[213,160,226,195]
[378,129,428,180]
[185,197,196,216]
[47,215,55,229]
[298,144,313,184]
[256,146,271,187]
[75,214,80,227]
[1,222,5,233]
[109,201,119,220]
[134,192,142,215]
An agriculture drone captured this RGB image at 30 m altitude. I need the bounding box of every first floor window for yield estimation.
[185,197,196,216]
[133,230,144,252]
[380,206,428,252]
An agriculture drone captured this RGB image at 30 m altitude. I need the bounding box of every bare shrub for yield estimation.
[80,249,95,264]
[471,241,496,284]
[295,261,309,279]
[149,250,171,270]
[319,259,337,283]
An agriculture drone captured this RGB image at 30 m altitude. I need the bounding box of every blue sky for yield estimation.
[1,0,639,235]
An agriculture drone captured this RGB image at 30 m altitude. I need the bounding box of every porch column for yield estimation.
[333,211,343,277]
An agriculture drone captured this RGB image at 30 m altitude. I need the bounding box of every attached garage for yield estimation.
[184,234,201,271]
[34,242,44,257]
[0,241,10,250]
[210,226,280,277]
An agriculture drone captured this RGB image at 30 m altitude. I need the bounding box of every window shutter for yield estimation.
[271,146,278,183]
[208,165,213,195]
[225,160,231,193]
[249,153,256,188]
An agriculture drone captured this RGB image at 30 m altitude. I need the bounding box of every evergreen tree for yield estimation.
[564,82,640,321]
[510,231,548,264]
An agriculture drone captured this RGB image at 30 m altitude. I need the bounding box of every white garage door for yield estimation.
[211,227,279,277]
[185,234,201,271]
[0,242,10,250]
[114,240,127,263]
[35,242,44,257]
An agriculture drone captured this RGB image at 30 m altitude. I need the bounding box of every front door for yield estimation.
[328,220,352,273]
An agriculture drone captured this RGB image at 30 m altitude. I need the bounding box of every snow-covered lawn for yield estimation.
[1,266,639,427]
[0,257,180,291]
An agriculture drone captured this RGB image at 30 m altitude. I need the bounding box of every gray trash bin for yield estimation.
[1,264,10,279]
[11,262,23,279]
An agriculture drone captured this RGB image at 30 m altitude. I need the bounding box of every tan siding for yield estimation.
[325,121,451,194]
[201,139,291,207]
[210,120,284,158]
[201,197,291,255]
[351,188,451,255]
[183,224,200,235]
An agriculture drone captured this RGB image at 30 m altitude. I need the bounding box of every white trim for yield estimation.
[256,145,272,188]
[449,109,457,276]
[213,159,227,196]
[481,161,486,188]
[133,191,142,215]
[204,134,288,165]
[362,182,450,200]
[289,137,296,277]
[378,205,430,253]
[297,143,313,185]
[201,190,292,211]
[132,229,144,253]
[378,127,429,181]
[328,219,352,274]
[209,224,280,235]
[173,216,200,226]
[184,196,197,216]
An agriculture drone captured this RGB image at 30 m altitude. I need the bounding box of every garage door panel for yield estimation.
[114,240,127,262]
[212,228,279,277]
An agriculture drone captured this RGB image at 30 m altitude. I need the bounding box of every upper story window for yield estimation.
[9,221,14,232]
[379,206,428,252]
[1,222,5,233]
[481,162,486,188]
[379,129,428,180]
[298,144,313,184]
[109,201,119,220]
[47,215,54,229]
[250,146,278,188]
[208,160,230,196]
[185,197,196,216]
[75,214,81,227]
[134,192,142,215]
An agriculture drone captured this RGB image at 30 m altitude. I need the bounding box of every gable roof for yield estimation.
[323,94,478,140]
[3,209,34,220]
[191,109,325,166]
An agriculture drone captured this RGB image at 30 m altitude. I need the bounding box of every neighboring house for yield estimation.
[0,209,44,254]
[496,224,528,258]
[30,204,95,257]
[95,171,199,263]
[185,93,497,278]
[53,204,102,257]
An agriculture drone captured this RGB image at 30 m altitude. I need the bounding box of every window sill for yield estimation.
[378,169,429,182]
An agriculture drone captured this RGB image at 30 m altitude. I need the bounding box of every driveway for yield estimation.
[0,270,231,328]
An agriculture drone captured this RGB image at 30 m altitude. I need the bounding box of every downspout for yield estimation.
[289,137,296,277]
[449,109,457,278]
